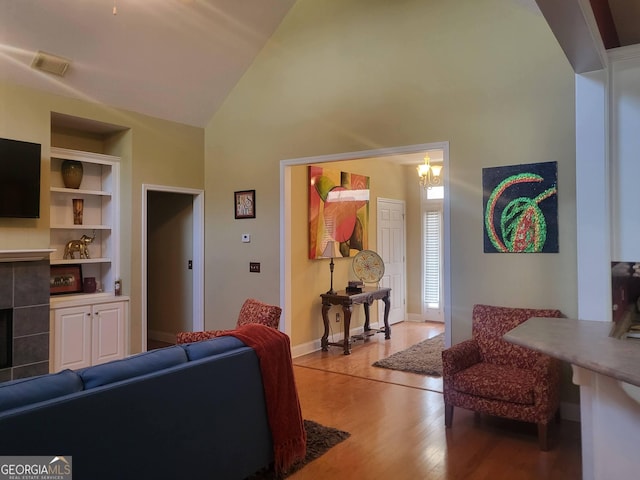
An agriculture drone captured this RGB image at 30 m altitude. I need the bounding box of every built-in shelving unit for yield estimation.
[49,147,120,294]
[49,141,128,373]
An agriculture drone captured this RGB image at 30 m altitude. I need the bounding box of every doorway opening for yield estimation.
[280,141,451,355]
[141,184,204,351]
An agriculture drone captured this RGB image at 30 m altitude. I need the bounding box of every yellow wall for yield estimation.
[0,80,204,353]
[0,84,52,249]
[290,158,409,345]
[204,0,577,349]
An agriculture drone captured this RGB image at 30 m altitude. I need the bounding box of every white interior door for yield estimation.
[377,198,406,325]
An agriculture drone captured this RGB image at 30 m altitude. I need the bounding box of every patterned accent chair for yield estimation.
[176,298,282,344]
[442,304,563,450]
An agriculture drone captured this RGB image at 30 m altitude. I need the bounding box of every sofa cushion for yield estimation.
[181,336,247,361]
[80,346,188,389]
[450,362,535,405]
[0,369,83,413]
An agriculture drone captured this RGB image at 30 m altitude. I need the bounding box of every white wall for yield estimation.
[575,45,640,480]
[611,46,640,262]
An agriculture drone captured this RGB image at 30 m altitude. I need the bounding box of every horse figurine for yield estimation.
[63,231,96,259]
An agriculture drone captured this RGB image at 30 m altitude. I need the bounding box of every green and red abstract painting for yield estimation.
[482,161,558,253]
[309,166,370,259]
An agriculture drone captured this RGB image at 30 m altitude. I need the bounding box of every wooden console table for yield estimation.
[320,287,391,355]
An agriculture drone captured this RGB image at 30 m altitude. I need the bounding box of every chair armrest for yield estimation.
[532,354,562,412]
[442,339,482,378]
[532,354,559,375]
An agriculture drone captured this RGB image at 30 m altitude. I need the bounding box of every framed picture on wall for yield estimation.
[308,166,370,259]
[482,161,558,253]
[50,264,83,295]
[234,190,256,219]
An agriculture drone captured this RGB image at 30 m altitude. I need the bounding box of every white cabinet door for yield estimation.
[51,298,129,372]
[53,305,92,371]
[92,302,126,366]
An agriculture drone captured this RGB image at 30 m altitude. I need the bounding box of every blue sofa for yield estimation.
[0,336,273,480]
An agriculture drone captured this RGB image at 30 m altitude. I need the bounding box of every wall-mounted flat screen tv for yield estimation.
[0,138,41,218]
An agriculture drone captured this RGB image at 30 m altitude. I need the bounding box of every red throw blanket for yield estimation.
[225,324,307,474]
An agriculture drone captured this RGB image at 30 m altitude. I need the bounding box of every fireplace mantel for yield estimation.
[0,249,55,263]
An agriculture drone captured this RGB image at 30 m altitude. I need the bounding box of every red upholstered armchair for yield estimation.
[176,298,282,344]
[442,304,563,450]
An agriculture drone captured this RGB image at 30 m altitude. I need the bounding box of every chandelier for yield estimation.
[417,153,443,189]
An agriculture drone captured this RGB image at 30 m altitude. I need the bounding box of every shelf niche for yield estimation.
[49,148,119,295]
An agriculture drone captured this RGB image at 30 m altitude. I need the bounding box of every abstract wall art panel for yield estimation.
[482,161,558,253]
[309,166,370,259]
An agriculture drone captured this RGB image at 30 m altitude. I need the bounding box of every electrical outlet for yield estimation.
[335,312,341,322]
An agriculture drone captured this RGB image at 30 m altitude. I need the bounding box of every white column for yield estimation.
[575,70,610,323]
[575,69,610,480]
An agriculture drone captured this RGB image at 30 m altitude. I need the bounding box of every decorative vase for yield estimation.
[72,198,84,225]
[61,160,83,189]
[83,277,97,294]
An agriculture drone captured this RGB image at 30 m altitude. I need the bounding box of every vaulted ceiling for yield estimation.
[1,0,638,128]
[0,0,295,127]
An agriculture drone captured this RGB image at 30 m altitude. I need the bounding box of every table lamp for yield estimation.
[322,240,341,295]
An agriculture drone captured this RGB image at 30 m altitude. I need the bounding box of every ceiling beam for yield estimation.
[536,0,608,73]
[588,0,620,49]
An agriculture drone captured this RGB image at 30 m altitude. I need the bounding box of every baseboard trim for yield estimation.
[291,325,370,358]
[560,401,581,423]
[148,329,176,344]
[406,313,445,323]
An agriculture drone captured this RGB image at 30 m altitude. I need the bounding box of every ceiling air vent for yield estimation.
[31,50,71,77]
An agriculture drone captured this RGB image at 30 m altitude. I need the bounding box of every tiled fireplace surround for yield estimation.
[0,260,50,382]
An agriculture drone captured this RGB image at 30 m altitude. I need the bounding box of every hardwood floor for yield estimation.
[290,321,582,480]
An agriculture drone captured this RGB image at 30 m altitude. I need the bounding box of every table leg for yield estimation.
[363,302,371,331]
[321,301,331,351]
[342,305,352,355]
[382,293,391,339]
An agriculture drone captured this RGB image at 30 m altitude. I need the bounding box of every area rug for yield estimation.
[246,419,350,479]
[372,333,444,376]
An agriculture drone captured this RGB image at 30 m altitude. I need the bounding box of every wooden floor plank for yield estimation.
[290,321,581,479]
[294,320,444,392]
